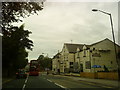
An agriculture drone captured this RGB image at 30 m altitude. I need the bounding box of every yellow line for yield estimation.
[87,82,96,85]
[2,79,13,84]
[101,86,113,88]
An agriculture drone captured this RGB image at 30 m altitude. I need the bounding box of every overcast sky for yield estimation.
[15,1,118,60]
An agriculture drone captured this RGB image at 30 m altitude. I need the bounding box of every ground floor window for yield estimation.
[70,62,73,68]
[85,61,91,69]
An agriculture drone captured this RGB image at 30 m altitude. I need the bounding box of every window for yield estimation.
[83,50,86,57]
[77,52,80,58]
[85,61,91,69]
[111,61,113,64]
[70,62,73,65]
[70,62,73,68]
[93,48,95,50]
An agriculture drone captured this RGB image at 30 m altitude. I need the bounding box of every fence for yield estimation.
[80,72,118,80]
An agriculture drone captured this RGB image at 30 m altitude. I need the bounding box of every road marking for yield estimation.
[101,85,113,88]
[25,79,27,84]
[55,83,66,89]
[25,76,28,84]
[2,79,13,84]
[22,75,29,90]
[47,79,53,83]
[86,82,96,85]
[22,84,26,90]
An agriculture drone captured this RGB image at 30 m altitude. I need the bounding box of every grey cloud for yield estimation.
[18,2,118,59]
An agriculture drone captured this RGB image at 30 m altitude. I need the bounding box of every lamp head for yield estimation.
[92,9,98,12]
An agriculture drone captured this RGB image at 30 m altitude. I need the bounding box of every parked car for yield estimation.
[16,69,27,79]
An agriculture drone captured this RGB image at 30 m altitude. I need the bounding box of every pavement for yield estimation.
[59,73,120,88]
[2,72,120,89]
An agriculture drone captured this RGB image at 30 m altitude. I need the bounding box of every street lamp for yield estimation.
[92,9,119,80]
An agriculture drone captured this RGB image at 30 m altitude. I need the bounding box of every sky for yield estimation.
[14,1,119,60]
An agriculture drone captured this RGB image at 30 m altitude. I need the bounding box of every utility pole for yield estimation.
[92,9,119,80]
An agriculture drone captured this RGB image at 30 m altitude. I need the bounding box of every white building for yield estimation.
[52,38,120,73]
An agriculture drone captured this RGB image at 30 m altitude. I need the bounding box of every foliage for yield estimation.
[37,55,52,71]
[2,2,43,36]
[2,2,44,77]
[38,55,44,60]
[2,24,33,69]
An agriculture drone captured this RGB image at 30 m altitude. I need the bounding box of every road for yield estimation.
[2,72,117,90]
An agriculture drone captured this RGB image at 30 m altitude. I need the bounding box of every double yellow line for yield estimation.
[2,79,13,84]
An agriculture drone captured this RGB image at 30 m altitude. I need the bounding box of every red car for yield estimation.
[16,69,27,79]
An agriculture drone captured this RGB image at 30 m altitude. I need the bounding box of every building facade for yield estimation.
[52,38,120,73]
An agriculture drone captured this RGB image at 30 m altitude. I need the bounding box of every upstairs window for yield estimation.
[111,61,113,64]
[70,62,73,65]
[83,50,86,57]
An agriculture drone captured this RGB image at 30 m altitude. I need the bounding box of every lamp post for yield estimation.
[92,9,119,80]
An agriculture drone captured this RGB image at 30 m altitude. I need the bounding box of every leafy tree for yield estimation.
[2,2,44,36]
[2,24,33,77]
[38,55,44,60]
[37,55,52,71]
[2,2,44,77]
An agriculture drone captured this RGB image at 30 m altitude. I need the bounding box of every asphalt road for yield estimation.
[2,73,117,90]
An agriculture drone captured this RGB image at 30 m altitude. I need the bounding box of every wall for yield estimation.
[97,72,118,80]
[90,39,118,72]
[80,72,118,80]
[80,72,97,79]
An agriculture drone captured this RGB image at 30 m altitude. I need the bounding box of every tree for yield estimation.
[2,24,33,77]
[38,55,44,60]
[2,2,44,36]
[37,55,52,71]
[2,2,44,77]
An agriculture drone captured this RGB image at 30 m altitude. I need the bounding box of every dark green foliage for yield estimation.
[38,55,44,60]
[37,55,52,71]
[2,2,43,35]
[2,2,44,77]
[2,24,33,69]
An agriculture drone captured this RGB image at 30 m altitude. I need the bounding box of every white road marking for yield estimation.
[25,76,28,84]
[22,75,29,90]
[55,83,66,88]
[22,84,26,90]
[47,79,53,83]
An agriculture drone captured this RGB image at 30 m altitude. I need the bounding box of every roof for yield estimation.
[91,38,120,47]
[63,38,120,53]
[90,38,109,46]
[53,52,61,59]
[64,43,90,53]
